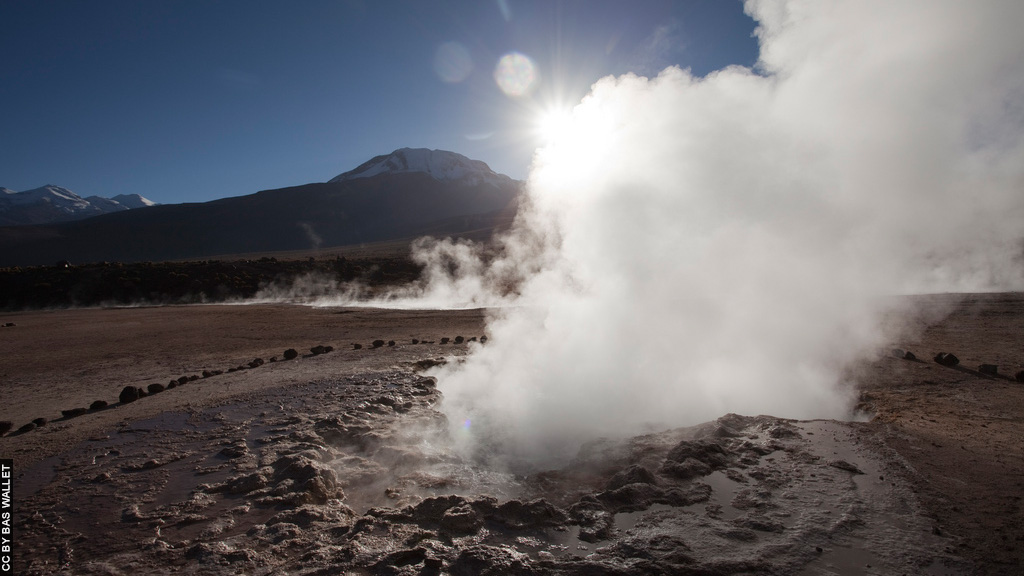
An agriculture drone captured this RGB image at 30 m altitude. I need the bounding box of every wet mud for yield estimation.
[15,370,966,575]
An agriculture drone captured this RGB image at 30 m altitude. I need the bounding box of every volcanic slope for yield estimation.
[0,148,520,266]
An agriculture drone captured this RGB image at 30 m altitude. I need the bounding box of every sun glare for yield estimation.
[530,99,617,202]
[536,108,573,145]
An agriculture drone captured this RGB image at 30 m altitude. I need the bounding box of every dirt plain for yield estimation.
[0,293,1022,575]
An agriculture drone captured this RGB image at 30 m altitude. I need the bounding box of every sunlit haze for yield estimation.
[0,1,758,203]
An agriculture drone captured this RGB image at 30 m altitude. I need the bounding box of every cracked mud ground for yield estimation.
[2,295,1023,574]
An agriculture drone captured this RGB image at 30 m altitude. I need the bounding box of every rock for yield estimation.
[166,381,177,389]
[450,544,531,576]
[249,357,265,368]
[441,504,483,534]
[480,335,487,343]
[0,421,10,435]
[388,340,395,347]
[310,346,327,355]
[137,387,148,398]
[662,458,713,479]
[353,343,363,350]
[767,424,801,439]
[491,498,567,529]
[979,364,998,375]
[147,383,165,394]
[827,459,864,474]
[891,348,905,358]
[454,336,465,344]
[119,385,140,403]
[411,339,419,344]
[283,348,298,360]
[184,542,258,564]
[60,408,87,418]
[469,336,477,342]
[189,375,199,381]
[32,417,47,427]
[269,357,277,362]
[202,370,213,378]
[17,422,36,434]
[408,495,469,523]
[374,548,429,571]
[270,454,344,504]
[934,352,960,366]
[440,337,450,344]
[904,351,917,360]
[267,505,354,528]
[664,438,732,469]
[177,375,189,385]
[415,358,446,370]
[568,498,614,542]
[218,441,249,459]
[223,472,267,495]
[372,340,385,348]
[597,482,670,512]
[1016,370,1024,382]
[89,400,108,411]
[606,465,658,490]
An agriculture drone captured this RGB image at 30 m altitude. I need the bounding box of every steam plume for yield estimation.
[423,0,1024,464]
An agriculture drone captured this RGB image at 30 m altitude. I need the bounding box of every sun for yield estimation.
[535,107,573,145]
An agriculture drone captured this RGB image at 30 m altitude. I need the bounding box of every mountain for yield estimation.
[111,194,157,209]
[0,185,157,226]
[331,148,514,189]
[0,149,520,266]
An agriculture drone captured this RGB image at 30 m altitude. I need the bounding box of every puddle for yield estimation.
[18,455,62,498]
[799,544,882,575]
[614,503,676,531]
[685,471,744,520]
[485,525,592,559]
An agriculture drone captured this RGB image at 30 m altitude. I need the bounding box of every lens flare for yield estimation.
[434,41,473,83]
[494,52,537,97]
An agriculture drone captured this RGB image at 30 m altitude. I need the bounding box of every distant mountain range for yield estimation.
[0,185,156,226]
[0,148,520,266]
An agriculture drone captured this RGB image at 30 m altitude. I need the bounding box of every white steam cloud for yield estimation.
[421,0,1024,464]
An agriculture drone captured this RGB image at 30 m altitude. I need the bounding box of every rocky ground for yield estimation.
[1,294,1022,575]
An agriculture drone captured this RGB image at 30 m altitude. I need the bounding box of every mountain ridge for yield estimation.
[0,185,157,226]
[0,149,521,266]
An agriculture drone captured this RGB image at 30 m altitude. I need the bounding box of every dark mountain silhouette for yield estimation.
[0,149,520,266]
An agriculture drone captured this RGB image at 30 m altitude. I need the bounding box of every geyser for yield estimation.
[422,0,1024,463]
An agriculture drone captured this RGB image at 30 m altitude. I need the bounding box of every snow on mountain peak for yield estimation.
[0,186,157,226]
[112,193,157,209]
[329,148,513,187]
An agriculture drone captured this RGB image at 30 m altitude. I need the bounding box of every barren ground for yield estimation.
[1,294,1022,575]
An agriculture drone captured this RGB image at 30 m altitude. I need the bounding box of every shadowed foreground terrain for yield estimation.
[0,294,1022,574]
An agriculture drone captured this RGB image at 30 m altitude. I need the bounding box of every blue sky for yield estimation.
[1,1,758,204]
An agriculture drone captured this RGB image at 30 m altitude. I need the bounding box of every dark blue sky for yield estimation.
[1,0,758,203]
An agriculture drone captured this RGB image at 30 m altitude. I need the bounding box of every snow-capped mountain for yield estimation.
[0,185,157,226]
[330,148,515,189]
[111,193,157,209]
